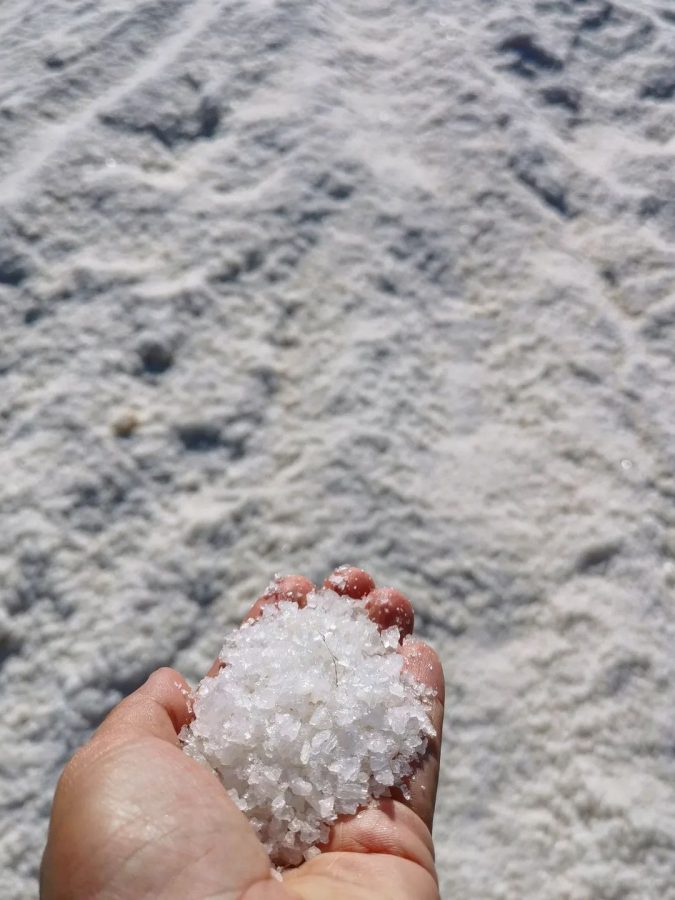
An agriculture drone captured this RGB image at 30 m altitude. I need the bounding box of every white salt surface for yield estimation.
[181,590,435,866]
[2,1,675,897]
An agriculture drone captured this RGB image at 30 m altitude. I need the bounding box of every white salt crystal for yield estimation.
[378,768,395,786]
[290,778,313,797]
[319,797,334,818]
[381,626,400,649]
[368,734,387,753]
[181,588,435,866]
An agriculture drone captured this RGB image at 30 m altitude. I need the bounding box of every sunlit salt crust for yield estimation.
[181,589,436,866]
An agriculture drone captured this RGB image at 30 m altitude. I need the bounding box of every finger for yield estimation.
[311,638,444,884]
[245,574,315,622]
[313,797,437,882]
[206,575,315,678]
[61,668,194,790]
[94,667,193,747]
[323,565,376,598]
[288,848,438,900]
[365,587,415,640]
[393,639,445,830]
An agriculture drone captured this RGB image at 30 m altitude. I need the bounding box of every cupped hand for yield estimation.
[41,568,445,899]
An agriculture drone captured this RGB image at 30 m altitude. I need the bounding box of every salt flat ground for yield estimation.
[1,1,675,897]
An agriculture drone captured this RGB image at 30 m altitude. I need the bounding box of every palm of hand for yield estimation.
[42,569,444,900]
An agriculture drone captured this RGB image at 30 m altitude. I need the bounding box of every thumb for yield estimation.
[92,667,194,748]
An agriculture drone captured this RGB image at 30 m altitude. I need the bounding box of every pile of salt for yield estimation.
[181,589,435,866]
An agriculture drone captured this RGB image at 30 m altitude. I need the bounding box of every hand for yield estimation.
[41,567,445,899]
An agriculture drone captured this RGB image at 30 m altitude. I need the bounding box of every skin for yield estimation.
[41,567,445,900]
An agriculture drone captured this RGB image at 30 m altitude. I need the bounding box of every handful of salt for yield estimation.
[181,589,435,866]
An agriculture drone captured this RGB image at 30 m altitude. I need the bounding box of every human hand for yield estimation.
[41,567,445,899]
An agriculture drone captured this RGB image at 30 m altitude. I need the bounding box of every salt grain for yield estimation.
[181,589,435,866]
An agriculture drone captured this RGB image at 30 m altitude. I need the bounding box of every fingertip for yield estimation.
[400,640,445,704]
[143,667,194,732]
[323,566,376,599]
[365,588,414,640]
[95,667,194,746]
[244,575,315,623]
[263,574,316,605]
[145,666,190,693]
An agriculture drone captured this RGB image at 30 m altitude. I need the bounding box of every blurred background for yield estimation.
[1,1,675,897]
